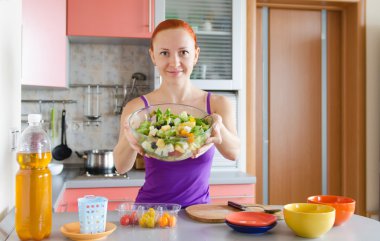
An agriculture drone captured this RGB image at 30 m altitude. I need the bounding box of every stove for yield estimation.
[85,171,128,178]
[75,167,129,179]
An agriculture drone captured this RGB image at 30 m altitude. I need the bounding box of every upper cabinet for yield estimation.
[22,0,68,87]
[154,0,245,90]
[67,0,155,38]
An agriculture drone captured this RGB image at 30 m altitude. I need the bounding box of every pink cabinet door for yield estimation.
[67,0,155,38]
[209,184,256,204]
[22,0,67,87]
[56,184,256,212]
[56,187,140,212]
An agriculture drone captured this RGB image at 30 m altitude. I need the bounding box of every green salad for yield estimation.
[134,108,212,159]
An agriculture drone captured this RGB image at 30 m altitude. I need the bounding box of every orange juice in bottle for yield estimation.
[15,114,52,241]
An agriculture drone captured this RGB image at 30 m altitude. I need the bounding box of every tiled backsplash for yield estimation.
[22,43,154,163]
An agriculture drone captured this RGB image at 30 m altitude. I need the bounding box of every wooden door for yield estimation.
[247,0,366,214]
[269,8,323,204]
[248,0,365,215]
[255,7,346,205]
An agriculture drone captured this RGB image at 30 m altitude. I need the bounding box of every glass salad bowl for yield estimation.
[128,103,213,161]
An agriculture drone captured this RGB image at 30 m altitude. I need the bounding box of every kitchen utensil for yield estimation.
[228,201,282,214]
[121,72,146,107]
[185,204,239,223]
[76,149,116,175]
[52,109,72,160]
[225,211,277,227]
[225,220,277,234]
[85,85,101,121]
[60,222,116,241]
[78,195,108,233]
[134,154,145,170]
[307,195,355,226]
[48,163,64,175]
[50,106,57,140]
[113,86,123,114]
[284,203,335,239]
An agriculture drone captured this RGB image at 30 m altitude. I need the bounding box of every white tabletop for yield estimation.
[6,211,380,241]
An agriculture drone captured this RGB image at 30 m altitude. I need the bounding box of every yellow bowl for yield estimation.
[284,203,335,238]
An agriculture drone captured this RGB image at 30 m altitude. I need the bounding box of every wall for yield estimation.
[22,43,154,163]
[366,0,380,218]
[0,0,21,221]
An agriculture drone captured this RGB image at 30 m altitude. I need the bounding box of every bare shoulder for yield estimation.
[122,96,146,117]
[210,94,233,113]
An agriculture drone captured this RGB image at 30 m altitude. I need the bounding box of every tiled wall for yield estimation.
[21,43,154,163]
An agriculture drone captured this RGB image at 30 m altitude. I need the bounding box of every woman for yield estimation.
[114,19,240,207]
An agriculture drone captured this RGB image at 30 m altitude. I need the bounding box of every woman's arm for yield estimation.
[211,95,241,160]
[113,98,145,174]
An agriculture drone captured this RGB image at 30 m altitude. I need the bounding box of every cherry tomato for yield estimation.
[129,211,137,224]
[120,214,130,226]
[158,216,169,227]
[168,216,177,227]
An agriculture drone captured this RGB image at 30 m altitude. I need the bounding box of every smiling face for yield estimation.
[149,28,200,85]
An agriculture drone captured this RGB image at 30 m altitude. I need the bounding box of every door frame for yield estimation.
[247,0,366,215]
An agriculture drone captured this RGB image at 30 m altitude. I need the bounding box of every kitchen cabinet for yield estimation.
[209,184,255,204]
[0,0,22,215]
[55,183,255,212]
[67,0,155,38]
[55,187,140,212]
[22,0,68,87]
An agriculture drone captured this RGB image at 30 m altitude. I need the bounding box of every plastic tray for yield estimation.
[116,202,181,228]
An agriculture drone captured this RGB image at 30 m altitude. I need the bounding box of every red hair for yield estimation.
[150,19,198,50]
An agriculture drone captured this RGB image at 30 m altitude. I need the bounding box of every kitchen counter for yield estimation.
[5,210,380,241]
[0,166,256,240]
[65,169,256,188]
[52,164,256,209]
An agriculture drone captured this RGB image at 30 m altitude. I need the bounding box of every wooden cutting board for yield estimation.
[185,204,284,223]
[185,204,239,223]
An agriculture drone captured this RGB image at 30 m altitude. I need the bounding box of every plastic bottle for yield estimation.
[15,114,52,241]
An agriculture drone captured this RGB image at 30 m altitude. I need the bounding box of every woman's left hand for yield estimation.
[192,113,223,158]
[206,113,223,145]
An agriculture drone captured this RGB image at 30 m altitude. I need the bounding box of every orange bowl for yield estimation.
[307,195,355,226]
[225,211,277,227]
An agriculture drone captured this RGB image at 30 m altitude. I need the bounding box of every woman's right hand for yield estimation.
[123,115,145,156]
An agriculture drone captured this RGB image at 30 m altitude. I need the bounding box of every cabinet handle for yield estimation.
[210,195,255,199]
[108,198,131,203]
[148,0,152,32]
[11,129,20,151]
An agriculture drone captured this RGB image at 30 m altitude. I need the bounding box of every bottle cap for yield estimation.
[28,114,42,123]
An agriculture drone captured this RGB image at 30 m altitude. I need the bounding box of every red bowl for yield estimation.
[225,211,277,227]
[307,195,355,226]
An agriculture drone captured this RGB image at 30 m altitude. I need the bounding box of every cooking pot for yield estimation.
[76,149,115,175]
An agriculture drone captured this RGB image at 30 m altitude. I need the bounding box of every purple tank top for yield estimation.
[135,93,215,207]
